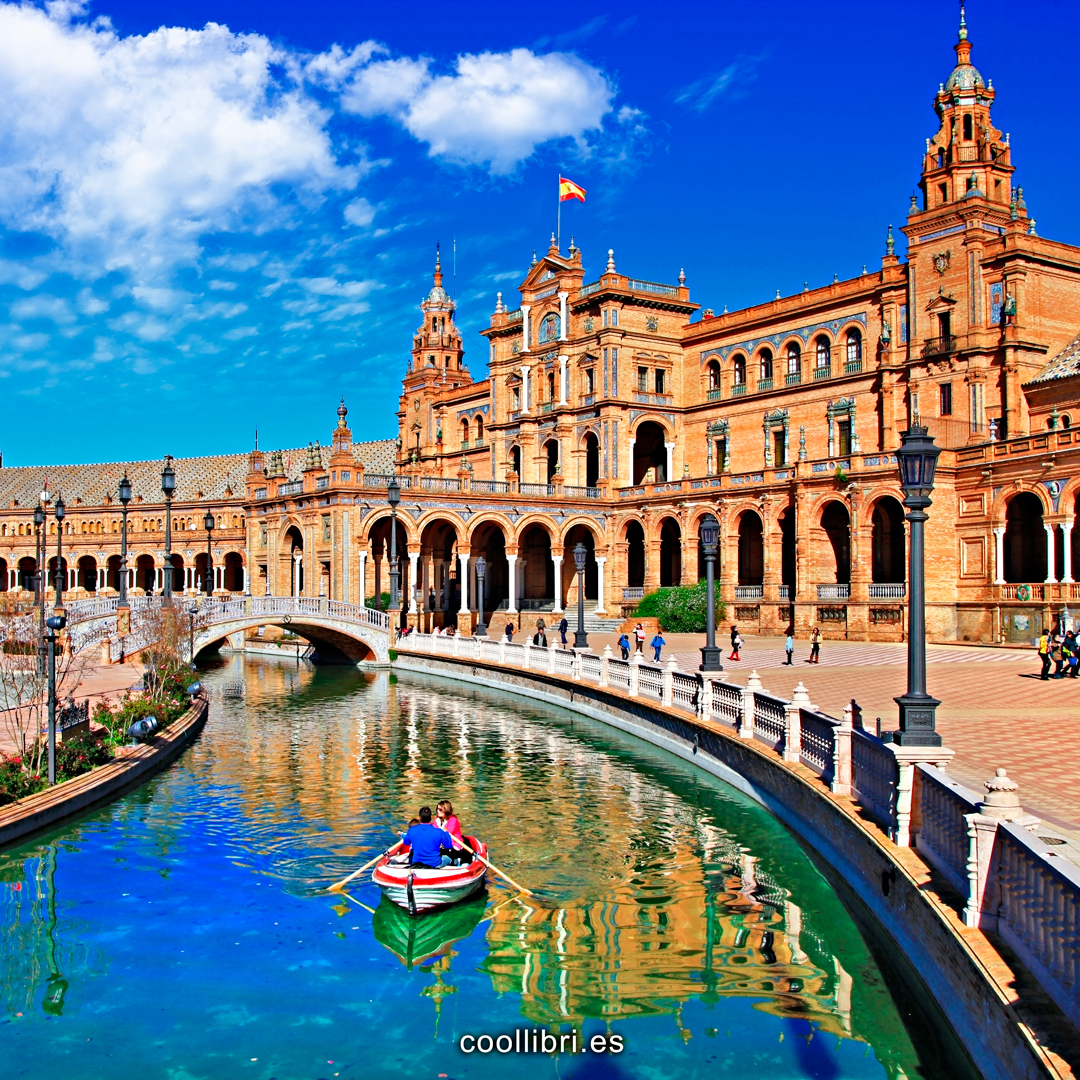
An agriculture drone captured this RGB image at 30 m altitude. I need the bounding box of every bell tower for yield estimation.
[398,246,471,464]
[910,4,1015,228]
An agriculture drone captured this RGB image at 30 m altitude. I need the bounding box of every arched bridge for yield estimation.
[62,595,392,666]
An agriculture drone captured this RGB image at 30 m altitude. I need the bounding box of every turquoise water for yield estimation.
[2,655,975,1080]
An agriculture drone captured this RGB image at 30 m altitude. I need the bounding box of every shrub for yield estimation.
[636,581,727,634]
[0,755,46,805]
[55,733,112,781]
[366,593,391,611]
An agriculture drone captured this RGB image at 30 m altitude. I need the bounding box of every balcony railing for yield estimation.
[470,480,510,495]
[817,583,851,599]
[419,477,462,493]
[364,473,412,490]
[520,482,555,497]
[622,587,645,601]
[735,585,764,599]
[731,383,747,397]
[564,486,603,499]
[707,387,722,400]
[778,584,791,599]
[461,440,469,449]
[254,487,267,501]
[627,278,680,298]
[869,583,906,599]
[844,359,863,374]
[785,371,801,386]
[505,309,523,322]
[578,281,602,298]
[813,365,832,381]
[922,335,956,357]
[757,377,774,392]
[581,394,596,406]
[315,476,329,490]
[279,481,303,496]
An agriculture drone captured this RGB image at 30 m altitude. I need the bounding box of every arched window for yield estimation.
[846,329,862,367]
[538,313,560,344]
[963,114,973,141]
[732,354,747,385]
[815,335,831,370]
[707,359,721,390]
[547,371,555,401]
[431,318,437,333]
[475,415,484,442]
[759,348,773,383]
[461,418,470,445]
[786,343,801,376]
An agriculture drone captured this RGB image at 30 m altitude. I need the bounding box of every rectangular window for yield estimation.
[602,309,609,328]
[837,419,852,458]
[322,515,331,541]
[900,304,909,343]
[611,309,618,327]
[637,366,648,392]
[989,282,1004,325]
[715,438,727,472]
[939,383,953,416]
[654,369,666,394]
[773,430,786,466]
[512,387,521,411]
[260,526,267,547]
[585,368,595,395]
[341,470,350,481]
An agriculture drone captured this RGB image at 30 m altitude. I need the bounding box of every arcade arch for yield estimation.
[820,501,851,584]
[871,497,906,583]
[1003,492,1045,583]
[659,517,682,586]
[737,511,764,586]
[632,421,668,484]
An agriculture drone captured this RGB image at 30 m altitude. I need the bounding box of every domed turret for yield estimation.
[425,244,454,309]
[944,4,984,91]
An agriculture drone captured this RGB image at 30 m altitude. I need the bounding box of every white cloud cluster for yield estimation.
[0,3,356,281]
[340,48,615,174]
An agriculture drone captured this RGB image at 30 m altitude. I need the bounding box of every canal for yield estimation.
[2,655,976,1079]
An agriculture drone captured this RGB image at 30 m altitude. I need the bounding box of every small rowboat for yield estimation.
[372,893,486,968]
[371,836,488,915]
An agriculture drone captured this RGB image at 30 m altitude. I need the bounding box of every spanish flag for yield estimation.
[559,176,586,203]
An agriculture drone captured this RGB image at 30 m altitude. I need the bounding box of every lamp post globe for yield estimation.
[161,456,176,603]
[474,556,487,636]
[203,510,215,597]
[572,541,589,650]
[118,475,132,607]
[53,496,65,610]
[698,512,723,672]
[892,424,942,747]
[387,477,401,619]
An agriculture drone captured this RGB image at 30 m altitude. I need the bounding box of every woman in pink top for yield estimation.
[436,800,463,843]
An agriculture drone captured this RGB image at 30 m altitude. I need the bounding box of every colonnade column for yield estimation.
[408,552,420,613]
[664,443,674,482]
[521,304,531,353]
[992,526,1006,585]
[358,550,368,606]
[1044,523,1057,585]
[595,556,607,615]
[558,291,568,340]
[293,552,302,596]
[1063,521,1074,585]
[458,553,470,612]
[506,553,518,614]
[552,555,564,613]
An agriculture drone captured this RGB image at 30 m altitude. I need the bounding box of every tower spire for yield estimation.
[958,1,967,42]
[433,242,443,288]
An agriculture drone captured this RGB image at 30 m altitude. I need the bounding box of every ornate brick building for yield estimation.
[2,13,1077,645]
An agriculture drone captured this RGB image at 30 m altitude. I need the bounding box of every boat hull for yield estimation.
[372,836,488,914]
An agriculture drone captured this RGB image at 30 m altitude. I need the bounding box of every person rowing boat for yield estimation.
[400,806,456,868]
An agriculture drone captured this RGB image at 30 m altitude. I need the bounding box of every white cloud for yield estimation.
[222,325,258,340]
[343,197,377,227]
[0,4,358,281]
[341,49,615,173]
[76,288,109,315]
[11,295,76,324]
[675,56,764,112]
[208,279,238,291]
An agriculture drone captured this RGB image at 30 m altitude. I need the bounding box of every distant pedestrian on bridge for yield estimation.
[1037,630,1051,680]
[809,627,821,664]
[558,616,568,645]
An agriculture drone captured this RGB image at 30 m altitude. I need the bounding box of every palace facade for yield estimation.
[1,14,1078,645]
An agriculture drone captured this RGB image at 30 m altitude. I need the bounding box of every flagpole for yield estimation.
[557,175,561,252]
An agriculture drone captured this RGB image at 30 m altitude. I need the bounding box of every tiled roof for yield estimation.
[1029,330,1080,384]
[0,437,397,511]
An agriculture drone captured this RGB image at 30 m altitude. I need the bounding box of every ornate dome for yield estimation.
[426,283,451,305]
[945,62,984,92]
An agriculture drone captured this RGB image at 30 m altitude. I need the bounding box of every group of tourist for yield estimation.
[397,801,471,869]
[1036,625,1080,680]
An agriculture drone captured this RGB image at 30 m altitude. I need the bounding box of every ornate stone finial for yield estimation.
[1017,186,1026,211]
[909,193,918,214]
[1027,219,1038,236]
[862,265,867,275]
[337,397,348,428]
[886,223,895,256]
[531,250,538,265]
[1009,188,1018,220]
[569,234,576,253]
[791,682,812,707]
[678,267,686,287]
[979,767,1023,821]
[832,273,839,284]
[495,291,504,313]
[798,425,807,461]
[683,462,690,477]
[775,288,781,300]
[745,670,763,691]
[958,1,968,42]
[606,248,616,273]
[549,231,557,251]
[803,282,809,292]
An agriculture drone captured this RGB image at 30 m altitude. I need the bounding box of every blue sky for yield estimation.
[0,0,1075,466]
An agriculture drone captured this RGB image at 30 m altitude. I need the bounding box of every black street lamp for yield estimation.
[573,541,589,650]
[118,474,132,608]
[892,424,942,746]
[474,556,487,636]
[53,496,66,610]
[161,456,176,604]
[44,613,65,786]
[203,510,215,596]
[698,512,723,672]
[387,477,401,618]
[34,500,45,676]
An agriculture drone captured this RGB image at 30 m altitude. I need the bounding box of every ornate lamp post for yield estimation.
[573,542,589,650]
[118,475,131,607]
[161,456,176,604]
[474,556,487,636]
[698,512,723,672]
[893,425,942,746]
[53,496,66,610]
[387,477,401,619]
[34,501,46,675]
[203,511,215,596]
[44,613,65,786]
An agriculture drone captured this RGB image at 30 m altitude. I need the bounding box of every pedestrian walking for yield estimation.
[558,616,568,645]
[618,632,630,660]
[1052,632,1066,678]
[784,632,794,666]
[809,627,821,664]
[1064,631,1078,678]
[504,619,515,641]
[651,628,666,663]
[1037,630,1051,680]
[634,622,646,654]
[728,625,742,661]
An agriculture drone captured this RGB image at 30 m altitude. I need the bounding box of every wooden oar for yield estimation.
[338,891,377,914]
[327,840,403,893]
[454,837,534,897]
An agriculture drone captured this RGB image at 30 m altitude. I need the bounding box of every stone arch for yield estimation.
[77,554,97,593]
[581,429,600,487]
[1003,491,1046,583]
[562,520,600,605]
[623,517,646,589]
[542,438,560,483]
[518,522,554,606]
[134,552,155,593]
[365,512,411,616]
[418,516,463,617]
[657,516,682,586]
[869,496,906,584]
[730,352,748,387]
[737,510,764,586]
[18,556,36,591]
[0,556,6,591]
[223,551,244,592]
[632,419,669,484]
[195,617,380,664]
[283,523,305,596]
[820,500,851,585]
[469,518,510,616]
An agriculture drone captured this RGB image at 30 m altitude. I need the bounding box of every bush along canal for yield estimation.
[1,654,976,1080]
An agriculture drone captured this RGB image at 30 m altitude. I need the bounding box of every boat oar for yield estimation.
[338,891,377,915]
[327,840,404,893]
[455,837,534,897]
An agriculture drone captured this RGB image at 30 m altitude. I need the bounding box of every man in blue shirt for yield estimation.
[401,806,455,868]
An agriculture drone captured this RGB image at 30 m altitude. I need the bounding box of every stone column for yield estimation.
[627,436,636,483]
[558,355,569,404]
[517,558,527,610]
[521,304,531,353]
[293,551,303,596]
[595,556,607,614]
[1044,522,1057,584]
[1062,521,1074,584]
[552,555,564,612]
[520,365,531,413]
[408,552,420,612]
[358,550,368,605]
[664,442,674,482]
[506,554,518,613]
[558,291,568,340]
[243,566,250,594]
[341,511,350,602]
[993,526,1006,585]
[458,552,469,612]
